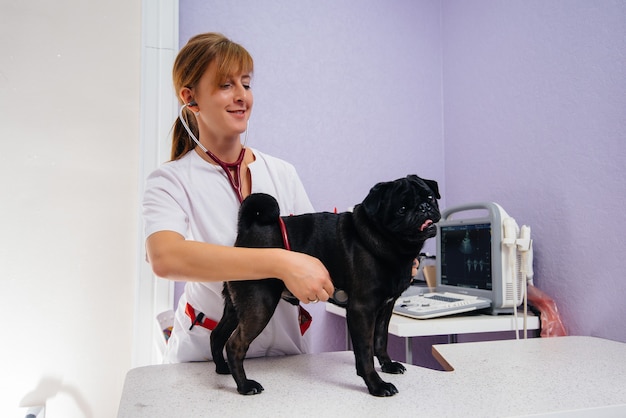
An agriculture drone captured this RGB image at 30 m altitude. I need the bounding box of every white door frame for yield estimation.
[133,0,178,367]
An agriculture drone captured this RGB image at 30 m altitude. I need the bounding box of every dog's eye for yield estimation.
[397,206,407,215]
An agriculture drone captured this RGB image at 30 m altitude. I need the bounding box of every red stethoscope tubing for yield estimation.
[205,147,246,203]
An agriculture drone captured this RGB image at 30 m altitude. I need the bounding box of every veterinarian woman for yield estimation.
[143,33,335,363]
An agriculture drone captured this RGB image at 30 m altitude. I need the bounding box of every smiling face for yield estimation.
[190,61,254,144]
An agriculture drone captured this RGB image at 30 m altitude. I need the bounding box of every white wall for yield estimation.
[0,1,141,416]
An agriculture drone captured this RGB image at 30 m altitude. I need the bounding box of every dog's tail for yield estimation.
[238,193,281,229]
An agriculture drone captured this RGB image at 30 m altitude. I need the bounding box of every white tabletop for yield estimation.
[118,336,626,418]
[432,336,626,417]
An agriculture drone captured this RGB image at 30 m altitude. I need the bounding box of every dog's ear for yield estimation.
[423,178,441,199]
[362,181,386,217]
[407,175,441,200]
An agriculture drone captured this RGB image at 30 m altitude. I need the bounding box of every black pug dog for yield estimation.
[210,175,441,397]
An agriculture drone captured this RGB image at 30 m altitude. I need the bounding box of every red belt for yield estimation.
[185,302,218,331]
[185,301,311,336]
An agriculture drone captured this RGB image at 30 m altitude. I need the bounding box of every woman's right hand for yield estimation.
[278,251,334,304]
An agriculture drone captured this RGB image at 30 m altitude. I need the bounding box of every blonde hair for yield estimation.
[171,33,254,160]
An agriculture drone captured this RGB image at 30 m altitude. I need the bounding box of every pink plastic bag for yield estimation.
[527,284,567,337]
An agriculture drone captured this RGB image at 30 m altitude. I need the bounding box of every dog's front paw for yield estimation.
[381,361,406,375]
[369,381,399,397]
[237,379,264,395]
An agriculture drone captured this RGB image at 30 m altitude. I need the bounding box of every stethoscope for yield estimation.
[178,102,249,203]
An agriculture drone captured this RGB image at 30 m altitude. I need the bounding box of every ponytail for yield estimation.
[171,106,198,160]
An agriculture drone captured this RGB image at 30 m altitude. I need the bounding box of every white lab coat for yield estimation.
[143,148,314,362]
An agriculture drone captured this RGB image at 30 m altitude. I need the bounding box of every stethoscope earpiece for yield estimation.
[187,100,198,107]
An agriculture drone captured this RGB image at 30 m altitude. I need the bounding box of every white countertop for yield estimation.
[432,336,626,417]
[118,336,626,418]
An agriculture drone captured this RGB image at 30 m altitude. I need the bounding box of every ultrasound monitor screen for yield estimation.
[440,223,492,290]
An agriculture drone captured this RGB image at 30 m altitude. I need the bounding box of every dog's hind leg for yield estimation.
[226,280,283,395]
[211,285,238,374]
[374,300,406,375]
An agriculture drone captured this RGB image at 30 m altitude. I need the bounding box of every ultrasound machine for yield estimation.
[394,202,533,319]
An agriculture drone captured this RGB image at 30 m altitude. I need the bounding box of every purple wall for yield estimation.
[178,0,626,361]
[442,0,626,342]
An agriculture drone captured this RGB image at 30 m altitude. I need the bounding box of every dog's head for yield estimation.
[361,175,441,245]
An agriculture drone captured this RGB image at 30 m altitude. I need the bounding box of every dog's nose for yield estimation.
[419,202,431,213]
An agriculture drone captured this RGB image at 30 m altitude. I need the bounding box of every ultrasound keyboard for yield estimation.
[393,292,491,319]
